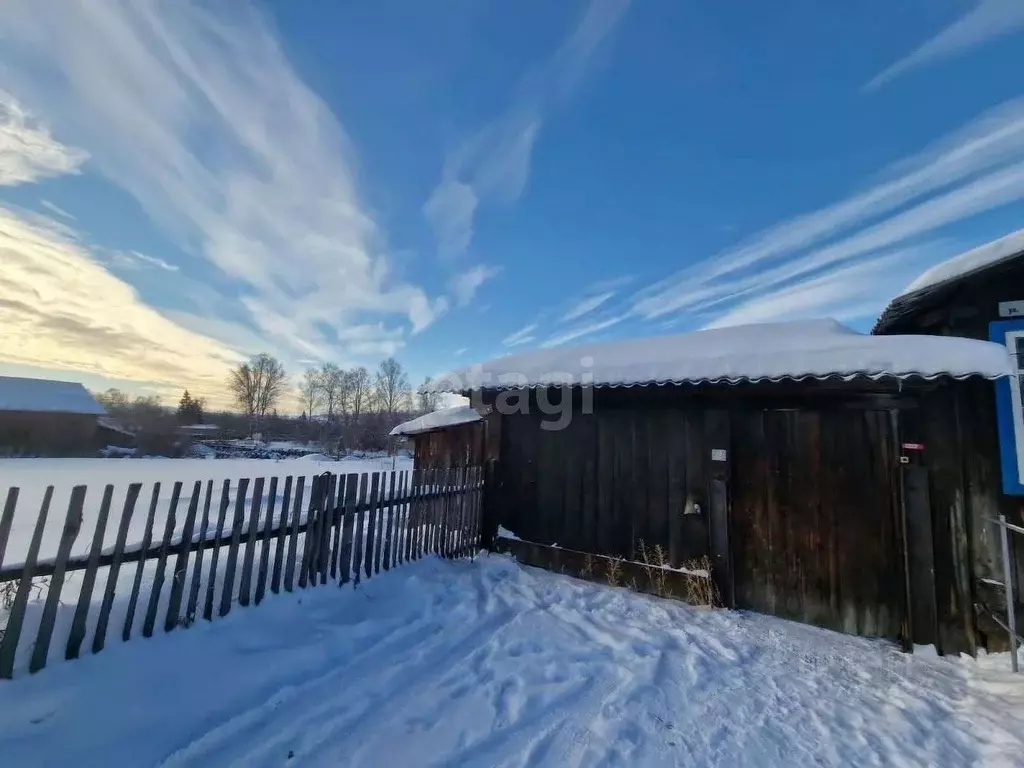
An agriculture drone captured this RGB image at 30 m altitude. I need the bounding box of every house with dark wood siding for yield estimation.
[0,376,107,457]
[421,304,1019,655]
[390,406,483,470]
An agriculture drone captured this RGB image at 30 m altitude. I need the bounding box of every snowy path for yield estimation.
[0,555,1022,767]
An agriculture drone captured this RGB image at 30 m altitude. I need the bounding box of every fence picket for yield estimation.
[31,486,86,673]
[239,477,265,605]
[300,474,324,589]
[339,473,360,586]
[125,484,161,641]
[271,477,293,594]
[392,472,406,567]
[66,484,114,659]
[143,482,182,638]
[93,483,141,654]
[362,472,379,580]
[355,474,376,585]
[0,487,53,679]
[255,476,278,605]
[0,487,18,572]
[319,474,337,585]
[408,470,421,562]
[382,472,397,571]
[330,475,347,581]
[203,481,231,621]
[284,476,304,592]
[418,469,430,559]
[220,478,250,616]
[186,481,214,625]
[165,481,202,632]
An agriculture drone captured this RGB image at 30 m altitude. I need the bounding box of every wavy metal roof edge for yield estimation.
[436,370,1005,393]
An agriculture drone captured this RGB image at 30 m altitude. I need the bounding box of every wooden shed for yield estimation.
[427,318,1014,653]
[874,228,1024,653]
[390,405,484,470]
[0,376,106,457]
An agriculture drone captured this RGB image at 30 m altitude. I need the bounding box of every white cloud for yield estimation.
[541,313,627,348]
[0,1,443,370]
[866,0,1024,91]
[502,323,539,347]
[39,199,76,220]
[0,90,88,186]
[449,264,501,307]
[0,205,241,405]
[562,290,616,322]
[631,99,1024,327]
[453,347,468,357]
[112,250,180,272]
[424,0,629,259]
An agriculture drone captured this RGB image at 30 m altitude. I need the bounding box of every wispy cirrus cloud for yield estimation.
[630,98,1024,329]
[112,250,180,273]
[0,90,88,186]
[39,199,76,221]
[0,1,444,373]
[424,0,630,261]
[449,264,502,307]
[562,290,616,322]
[866,0,1024,91]
[502,323,539,347]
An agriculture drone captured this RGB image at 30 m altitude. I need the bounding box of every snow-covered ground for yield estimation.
[0,554,1021,767]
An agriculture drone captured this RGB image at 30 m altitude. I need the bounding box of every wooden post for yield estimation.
[330,474,347,581]
[220,478,250,616]
[165,481,202,631]
[706,410,734,608]
[405,470,420,562]
[364,473,381,578]
[0,487,53,679]
[66,484,114,659]
[239,477,265,604]
[0,487,17,572]
[284,476,305,592]
[356,473,377,584]
[903,465,938,647]
[255,476,278,604]
[299,474,324,589]
[144,481,182,638]
[270,476,293,594]
[383,471,397,571]
[93,483,142,655]
[394,472,409,567]
[338,473,361,586]
[125,483,161,640]
[31,486,86,673]
[203,480,232,621]
[185,480,214,625]
[319,474,336,584]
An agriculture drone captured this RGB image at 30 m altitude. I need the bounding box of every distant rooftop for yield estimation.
[0,376,106,415]
[390,406,482,437]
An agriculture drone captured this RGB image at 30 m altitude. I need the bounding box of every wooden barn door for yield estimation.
[729,408,904,639]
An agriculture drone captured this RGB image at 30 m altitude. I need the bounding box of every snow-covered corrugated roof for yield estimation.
[425,319,1012,393]
[900,228,1024,296]
[0,376,106,415]
[389,406,482,437]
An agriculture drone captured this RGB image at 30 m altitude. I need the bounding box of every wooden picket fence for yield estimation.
[0,466,484,678]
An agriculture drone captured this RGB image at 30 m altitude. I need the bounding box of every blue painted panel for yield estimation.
[989,320,1024,495]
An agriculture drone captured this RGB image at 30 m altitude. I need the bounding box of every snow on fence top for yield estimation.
[424,318,1013,393]
[901,228,1024,296]
[390,405,482,437]
[0,375,106,415]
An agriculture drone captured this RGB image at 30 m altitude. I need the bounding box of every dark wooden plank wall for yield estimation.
[412,423,484,470]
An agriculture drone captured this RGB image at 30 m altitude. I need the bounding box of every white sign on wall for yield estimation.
[999,300,1024,318]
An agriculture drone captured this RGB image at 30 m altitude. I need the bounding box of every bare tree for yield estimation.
[374,357,411,416]
[298,368,323,418]
[228,353,288,432]
[417,377,441,414]
[320,364,347,422]
[347,366,371,421]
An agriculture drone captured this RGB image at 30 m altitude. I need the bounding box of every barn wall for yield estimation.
[492,384,911,642]
[0,411,98,457]
[412,423,484,470]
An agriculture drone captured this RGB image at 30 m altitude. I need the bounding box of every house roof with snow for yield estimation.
[424,318,1013,393]
[389,406,482,437]
[0,376,107,415]
[874,229,1024,334]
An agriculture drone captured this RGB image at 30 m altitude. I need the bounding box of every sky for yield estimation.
[1,0,1023,411]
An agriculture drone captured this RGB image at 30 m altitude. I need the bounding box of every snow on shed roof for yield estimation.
[425,319,1012,393]
[0,376,106,415]
[900,228,1024,297]
[389,406,482,437]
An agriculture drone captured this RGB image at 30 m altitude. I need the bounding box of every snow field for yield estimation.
[0,554,1022,767]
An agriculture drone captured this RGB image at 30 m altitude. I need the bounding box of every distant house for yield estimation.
[389,406,483,469]
[176,423,220,439]
[0,376,107,457]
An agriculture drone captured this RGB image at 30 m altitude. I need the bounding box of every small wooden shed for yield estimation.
[427,318,1014,653]
[390,405,484,470]
[0,376,106,457]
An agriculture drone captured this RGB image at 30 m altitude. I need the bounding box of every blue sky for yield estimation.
[1,0,1023,409]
